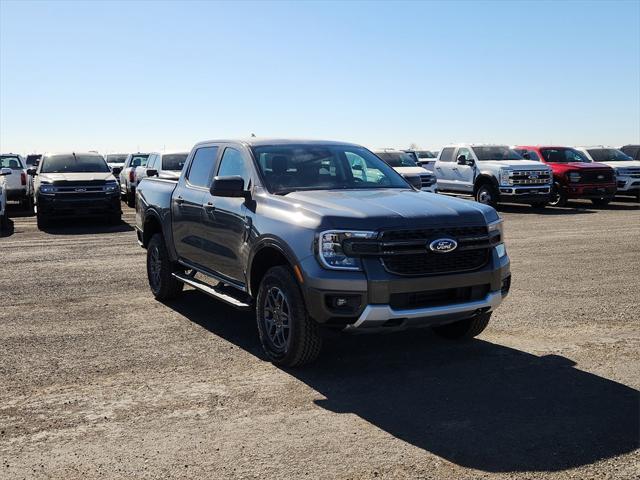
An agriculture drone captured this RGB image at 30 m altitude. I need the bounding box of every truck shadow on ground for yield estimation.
[38,218,134,235]
[167,291,639,473]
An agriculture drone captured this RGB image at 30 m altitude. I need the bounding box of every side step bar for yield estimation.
[172,272,252,310]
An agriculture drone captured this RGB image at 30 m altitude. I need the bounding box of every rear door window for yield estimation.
[187,147,219,188]
[439,147,455,162]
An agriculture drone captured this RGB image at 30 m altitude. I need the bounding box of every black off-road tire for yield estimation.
[591,197,611,207]
[36,212,49,230]
[126,189,136,208]
[146,233,184,300]
[433,312,492,340]
[21,196,33,212]
[475,183,498,208]
[107,212,122,225]
[256,266,322,367]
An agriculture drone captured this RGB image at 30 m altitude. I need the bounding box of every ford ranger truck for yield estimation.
[514,146,616,207]
[575,146,640,202]
[29,152,121,229]
[136,139,511,367]
[434,144,553,208]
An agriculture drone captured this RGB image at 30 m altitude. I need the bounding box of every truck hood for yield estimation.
[479,159,548,170]
[283,189,495,229]
[590,160,640,169]
[393,166,431,176]
[39,172,116,183]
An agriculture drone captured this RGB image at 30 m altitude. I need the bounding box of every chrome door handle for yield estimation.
[175,196,184,205]
[204,202,215,211]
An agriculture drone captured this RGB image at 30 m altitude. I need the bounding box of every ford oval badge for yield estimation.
[429,238,458,253]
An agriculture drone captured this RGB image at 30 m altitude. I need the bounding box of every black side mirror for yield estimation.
[26,168,37,176]
[404,174,423,190]
[522,153,531,160]
[112,166,122,176]
[457,155,467,165]
[146,169,158,177]
[210,175,249,198]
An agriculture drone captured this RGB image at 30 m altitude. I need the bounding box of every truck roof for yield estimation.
[194,138,361,148]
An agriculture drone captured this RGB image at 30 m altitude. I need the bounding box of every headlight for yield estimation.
[104,181,118,192]
[567,171,581,183]
[499,168,512,186]
[318,230,376,270]
[488,219,506,258]
[40,183,56,194]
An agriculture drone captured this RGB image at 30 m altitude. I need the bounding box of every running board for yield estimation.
[172,272,252,310]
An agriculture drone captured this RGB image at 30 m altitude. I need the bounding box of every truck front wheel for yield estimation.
[147,233,183,300]
[548,183,567,207]
[475,183,498,207]
[432,312,492,339]
[256,266,322,367]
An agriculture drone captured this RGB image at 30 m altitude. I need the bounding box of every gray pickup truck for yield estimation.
[136,139,511,367]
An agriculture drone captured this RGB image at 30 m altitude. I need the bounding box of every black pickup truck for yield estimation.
[136,139,511,367]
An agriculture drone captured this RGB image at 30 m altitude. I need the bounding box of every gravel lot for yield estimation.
[1,199,639,479]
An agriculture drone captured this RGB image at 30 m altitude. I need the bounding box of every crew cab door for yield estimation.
[199,145,254,284]
[452,147,476,193]
[171,146,219,265]
[434,147,457,190]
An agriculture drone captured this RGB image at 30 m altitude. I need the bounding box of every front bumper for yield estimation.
[37,193,121,218]
[615,176,640,193]
[498,185,551,203]
[563,183,617,199]
[301,247,510,330]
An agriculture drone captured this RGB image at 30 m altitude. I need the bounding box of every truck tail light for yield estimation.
[21,172,27,186]
[129,170,135,183]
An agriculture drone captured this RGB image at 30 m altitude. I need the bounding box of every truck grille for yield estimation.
[511,170,551,185]
[621,168,640,178]
[419,174,436,188]
[580,170,614,183]
[377,226,493,276]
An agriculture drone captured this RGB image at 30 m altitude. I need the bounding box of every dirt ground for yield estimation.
[1,198,639,480]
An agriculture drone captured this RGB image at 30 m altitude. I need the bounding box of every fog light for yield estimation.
[335,297,348,307]
[495,243,506,258]
[325,294,362,313]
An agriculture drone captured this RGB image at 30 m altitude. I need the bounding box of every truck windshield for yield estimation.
[105,154,127,163]
[252,144,410,194]
[587,148,633,162]
[375,151,418,167]
[162,153,188,171]
[471,146,523,161]
[0,155,24,169]
[540,148,589,163]
[41,154,110,173]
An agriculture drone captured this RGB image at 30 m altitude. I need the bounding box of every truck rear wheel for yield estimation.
[432,312,491,339]
[256,266,322,367]
[147,233,184,300]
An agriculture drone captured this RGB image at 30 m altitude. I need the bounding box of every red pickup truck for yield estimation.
[514,146,616,207]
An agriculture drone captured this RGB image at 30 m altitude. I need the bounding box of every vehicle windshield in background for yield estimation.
[587,148,633,162]
[41,154,111,173]
[130,154,150,168]
[0,155,24,169]
[540,148,590,163]
[471,146,523,161]
[375,151,418,167]
[252,144,409,194]
[106,154,127,164]
[26,155,41,167]
[417,151,436,159]
[162,153,188,171]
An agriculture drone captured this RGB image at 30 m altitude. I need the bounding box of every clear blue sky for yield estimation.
[1,0,639,154]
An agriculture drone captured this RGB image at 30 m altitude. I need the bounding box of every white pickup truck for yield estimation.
[433,144,553,207]
[0,167,11,233]
[374,150,437,192]
[0,153,33,210]
[575,146,640,201]
[134,151,188,183]
[119,153,151,207]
